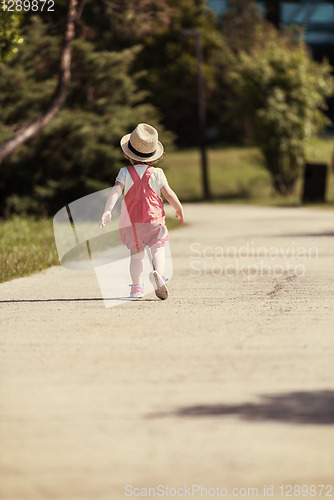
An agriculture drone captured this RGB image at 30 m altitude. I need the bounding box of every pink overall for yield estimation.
[119,165,168,251]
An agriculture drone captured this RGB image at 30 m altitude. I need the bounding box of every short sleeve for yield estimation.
[115,167,126,186]
[157,168,168,189]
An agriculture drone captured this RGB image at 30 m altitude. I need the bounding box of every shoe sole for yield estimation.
[149,271,168,300]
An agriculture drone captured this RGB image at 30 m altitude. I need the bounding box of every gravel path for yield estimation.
[0,204,333,500]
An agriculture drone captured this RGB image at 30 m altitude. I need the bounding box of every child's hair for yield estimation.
[123,152,164,165]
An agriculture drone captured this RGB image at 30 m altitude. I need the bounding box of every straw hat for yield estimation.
[120,123,164,162]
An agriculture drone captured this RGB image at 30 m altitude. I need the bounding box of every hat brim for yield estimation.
[120,133,164,162]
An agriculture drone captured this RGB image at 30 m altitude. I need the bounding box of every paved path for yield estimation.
[0,204,333,500]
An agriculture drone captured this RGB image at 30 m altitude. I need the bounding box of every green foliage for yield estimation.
[0,17,174,216]
[1,0,333,218]
[72,0,223,145]
[220,0,264,54]
[207,0,267,145]
[223,23,334,194]
[0,10,23,63]
[134,0,222,145]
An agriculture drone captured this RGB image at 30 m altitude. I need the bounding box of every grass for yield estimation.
[0,216,59,284]
[1,136,332,284]
[162,135,334,207]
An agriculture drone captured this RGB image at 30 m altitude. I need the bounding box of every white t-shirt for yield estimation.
[116,165,168,196]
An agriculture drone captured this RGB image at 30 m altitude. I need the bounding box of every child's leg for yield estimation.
[130,249,145,285]
[150,246,166,276]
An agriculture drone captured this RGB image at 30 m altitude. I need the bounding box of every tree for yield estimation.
[0,16,173,215]
[220,0,264,55]
[0,0,78,165]
[206,0,266,146]
[71,0,222,146]
[0,0,222,215]
[134,0,221,145]
[223,23,334,194]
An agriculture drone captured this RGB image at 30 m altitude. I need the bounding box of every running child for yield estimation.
[99,123,184,300]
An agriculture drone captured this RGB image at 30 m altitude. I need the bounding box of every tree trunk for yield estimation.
[267,151,298,196]
[0,0,78,165]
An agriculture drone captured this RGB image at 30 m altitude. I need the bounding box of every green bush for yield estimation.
[223,24,334,195]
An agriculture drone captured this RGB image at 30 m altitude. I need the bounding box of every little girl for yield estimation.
[99,123,184,300]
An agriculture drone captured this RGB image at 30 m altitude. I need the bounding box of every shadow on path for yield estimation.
[266,232,334,238]
[148,390,334,425]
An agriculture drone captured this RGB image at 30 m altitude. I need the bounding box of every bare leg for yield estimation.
[150,246,166,276]
[130,249,145,285]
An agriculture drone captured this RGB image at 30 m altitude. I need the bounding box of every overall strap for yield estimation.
[144,166,154,176]
[142,166,154,182]
[127,165,141,183]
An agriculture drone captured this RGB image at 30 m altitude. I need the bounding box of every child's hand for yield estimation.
[99,211,112,228]
[175,209,184,226]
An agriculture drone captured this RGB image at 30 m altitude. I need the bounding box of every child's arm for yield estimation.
[161,184,184,226]
[99,180,124,228]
